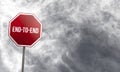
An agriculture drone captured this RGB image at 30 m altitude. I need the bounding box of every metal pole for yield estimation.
[21,46,25,72]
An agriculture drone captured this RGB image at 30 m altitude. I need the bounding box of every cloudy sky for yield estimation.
[0,0,120,72]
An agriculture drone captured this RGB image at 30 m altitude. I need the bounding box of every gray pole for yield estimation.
[21,46,25,72]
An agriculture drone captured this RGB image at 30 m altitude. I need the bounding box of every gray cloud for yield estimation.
[1,0,120,72]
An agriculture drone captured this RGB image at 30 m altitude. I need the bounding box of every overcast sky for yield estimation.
[0,0,120,72]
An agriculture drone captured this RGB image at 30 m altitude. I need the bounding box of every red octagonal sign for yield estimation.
[9,13,42,47]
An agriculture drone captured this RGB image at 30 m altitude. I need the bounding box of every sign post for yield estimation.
[9,13,42,72]
[22,46,25,72]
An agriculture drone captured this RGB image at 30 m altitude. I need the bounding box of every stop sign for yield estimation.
[9,13,42,46]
